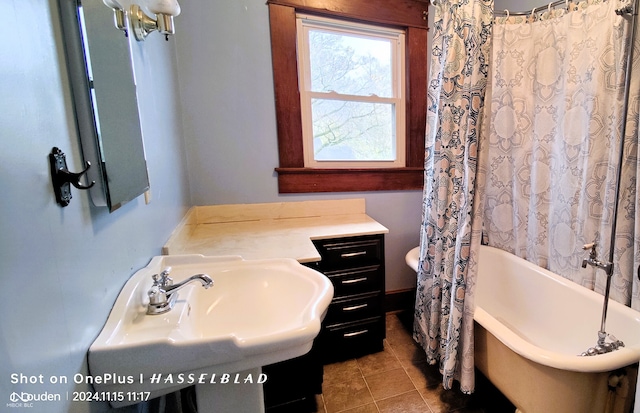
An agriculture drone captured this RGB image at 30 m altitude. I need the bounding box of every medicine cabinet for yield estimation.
[58,0,149,212]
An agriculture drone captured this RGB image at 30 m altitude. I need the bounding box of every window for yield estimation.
[268,0,429,193]
[297,15,406,168]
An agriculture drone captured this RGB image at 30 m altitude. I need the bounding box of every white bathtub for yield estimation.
[406,245,640,413]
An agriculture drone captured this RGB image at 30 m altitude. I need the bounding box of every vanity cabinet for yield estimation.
[308,234,386,363]
[162,200,389,413]
[263,345,322,413]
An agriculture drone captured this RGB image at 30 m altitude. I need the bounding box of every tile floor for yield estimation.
[315,312,515,413]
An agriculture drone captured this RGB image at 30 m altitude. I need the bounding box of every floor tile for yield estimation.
[390,339,428,368]
[375,389,429,413]
[386,318,419,347]
[323,358,362,387]
[338,403,380,413]
[365,368,415,401]
[357,341,402,377]
[322,376,374,413]
[403,361,442,390]
[318,312,514,413]
[419,383,472,413]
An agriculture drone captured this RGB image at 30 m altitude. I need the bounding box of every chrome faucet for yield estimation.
[147,267,213,315]
[581,243,613,276]
[579,241,623,356]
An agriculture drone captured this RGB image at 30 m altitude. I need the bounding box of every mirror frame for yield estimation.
[58,0,150,212]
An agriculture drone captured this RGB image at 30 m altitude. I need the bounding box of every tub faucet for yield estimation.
[147,267,213,315]
[581,243,613,276]
[579,241,624,356]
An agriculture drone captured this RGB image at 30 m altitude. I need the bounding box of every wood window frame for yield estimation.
[268,0,429,193]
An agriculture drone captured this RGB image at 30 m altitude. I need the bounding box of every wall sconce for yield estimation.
[102,0,127,34]
[130,0,181,41]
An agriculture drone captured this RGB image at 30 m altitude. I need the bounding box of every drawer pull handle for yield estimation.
[341,251,367,258]
[344,329,369,338]
[341,277,368,285]
[342,303,368,312]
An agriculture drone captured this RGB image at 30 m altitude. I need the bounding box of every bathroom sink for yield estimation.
[88,254,333,408]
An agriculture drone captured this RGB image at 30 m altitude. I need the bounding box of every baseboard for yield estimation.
[385,288,416,313]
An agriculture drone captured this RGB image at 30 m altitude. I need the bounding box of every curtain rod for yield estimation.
[493,0,636,16]
[494,0,572,16]
[428,0,634,18]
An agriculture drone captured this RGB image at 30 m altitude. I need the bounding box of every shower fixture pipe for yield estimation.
[577,0,638,356]
[610,0,638,266]
[597,0,639,342]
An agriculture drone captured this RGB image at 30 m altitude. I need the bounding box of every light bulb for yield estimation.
[102,0,122,10]
[146,0,181,16]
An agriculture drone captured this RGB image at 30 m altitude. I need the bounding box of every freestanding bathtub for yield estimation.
[406,245,640,413]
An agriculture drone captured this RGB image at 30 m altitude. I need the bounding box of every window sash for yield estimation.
[297,15,406,169]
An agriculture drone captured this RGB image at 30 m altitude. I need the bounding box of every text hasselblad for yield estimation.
[11,372,268,386]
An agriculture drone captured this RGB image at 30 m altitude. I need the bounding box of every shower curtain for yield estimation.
[414,0,493,393]
[480,0,640,309]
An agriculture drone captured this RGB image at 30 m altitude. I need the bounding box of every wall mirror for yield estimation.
[58,0,149,212]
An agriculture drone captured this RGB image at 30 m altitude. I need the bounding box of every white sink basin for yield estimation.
[88,254,333,408]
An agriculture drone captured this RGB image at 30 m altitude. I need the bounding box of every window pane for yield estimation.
[311,98,396,161]
[308,30,392,98]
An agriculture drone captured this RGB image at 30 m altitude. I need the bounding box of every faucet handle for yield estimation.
[582,242,598,259]
[151,267,173,288]
[160,267,173,286]
[147,270,173,314]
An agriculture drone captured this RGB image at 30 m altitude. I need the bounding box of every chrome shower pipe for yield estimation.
[597,0,639,345]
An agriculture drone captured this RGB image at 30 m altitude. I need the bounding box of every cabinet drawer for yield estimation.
[324,293,382,327]
[308,234,386,363]
[319,318,385,363]
[313,235,383,270]
[326,265,382,298]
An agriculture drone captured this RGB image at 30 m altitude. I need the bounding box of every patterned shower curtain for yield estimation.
[480,0,640,309]
[414,0,493,393]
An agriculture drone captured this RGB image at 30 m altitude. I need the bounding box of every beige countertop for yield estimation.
[162,199,388,263]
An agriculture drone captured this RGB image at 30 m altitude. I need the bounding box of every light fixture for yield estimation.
[130,0,181,41]
[102,0,127,34]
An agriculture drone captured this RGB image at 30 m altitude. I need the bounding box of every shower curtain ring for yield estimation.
[505,9,510,18]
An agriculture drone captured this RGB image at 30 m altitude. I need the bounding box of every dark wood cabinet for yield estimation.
[264,233,386,412]
[309,234,386,363]
[263,344,322,413]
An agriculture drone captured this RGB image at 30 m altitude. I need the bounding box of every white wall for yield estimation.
[175,0,423,293]
[0,1,191,412]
